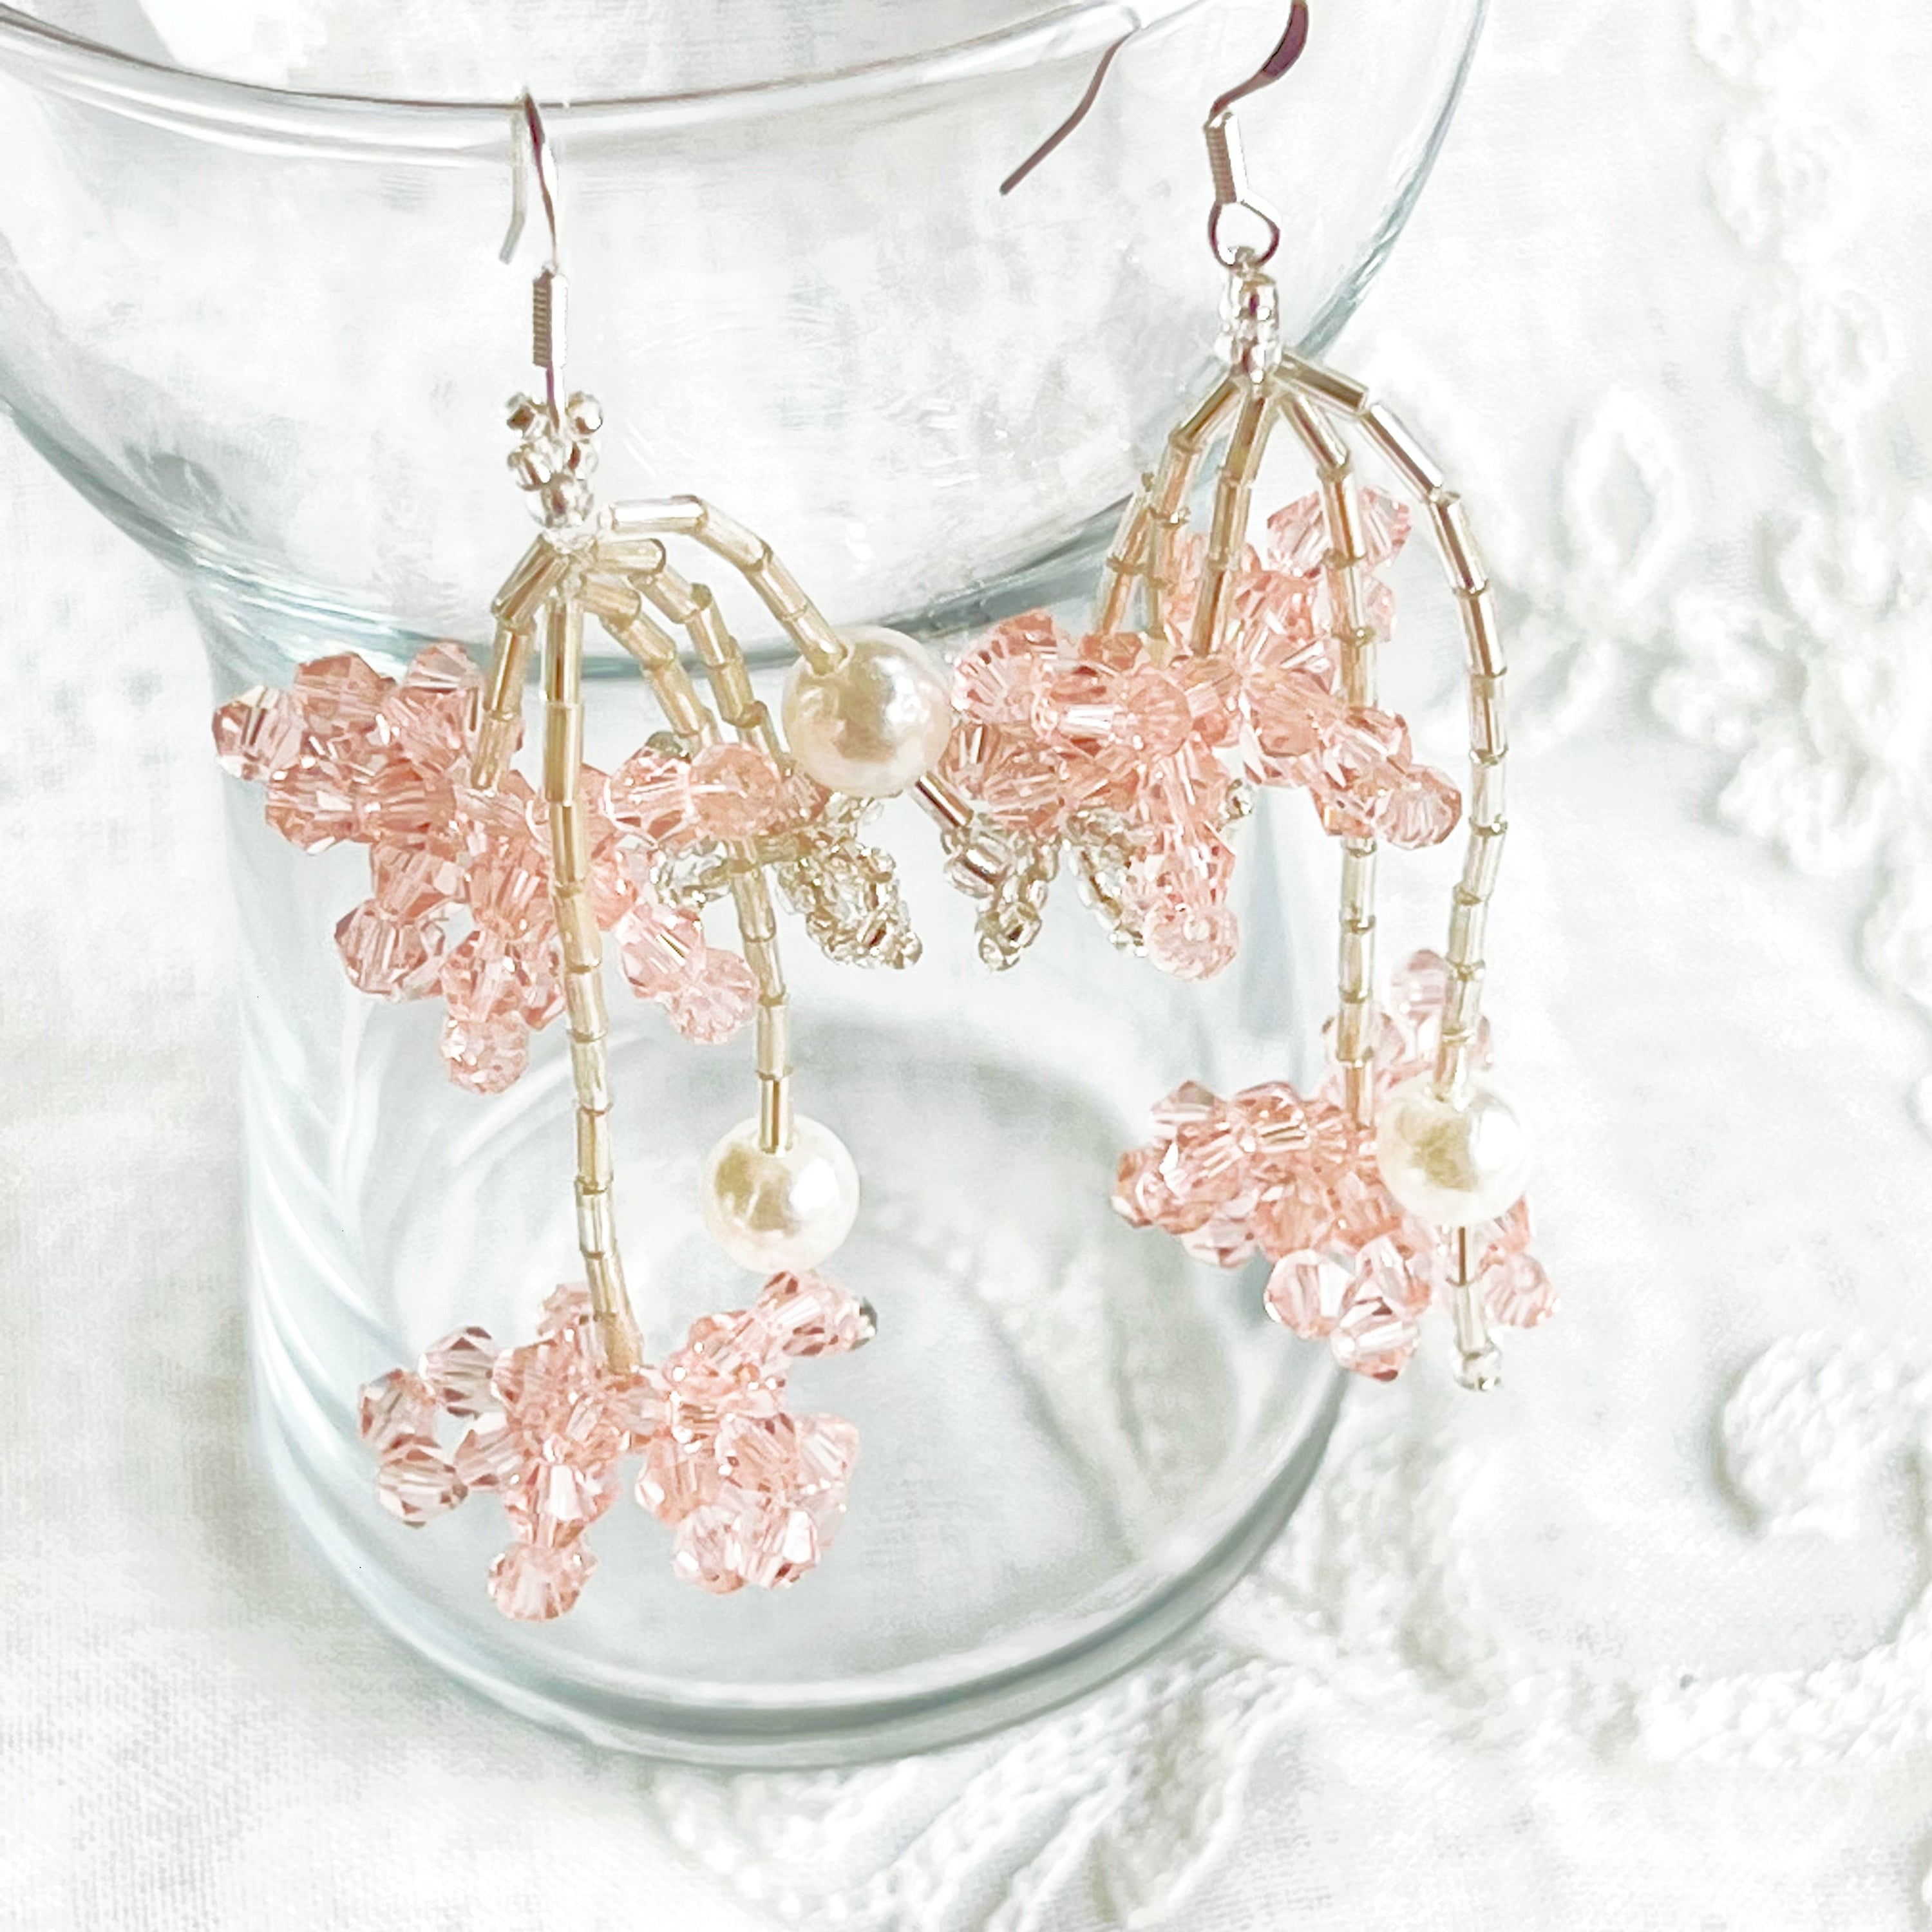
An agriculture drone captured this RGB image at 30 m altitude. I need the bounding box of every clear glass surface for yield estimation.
[0,0,1482,1763]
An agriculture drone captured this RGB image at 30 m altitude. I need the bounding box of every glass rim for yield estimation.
[0,0,1212,157]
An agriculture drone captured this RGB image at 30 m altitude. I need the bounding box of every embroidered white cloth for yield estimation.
[5,0,1932,1926]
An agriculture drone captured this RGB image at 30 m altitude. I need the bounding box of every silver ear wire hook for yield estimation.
[1206,0,1309,121]
[500,90,562,270]
[501,91,568,412]
[999,2,1309,273]
[998,14,1141,197]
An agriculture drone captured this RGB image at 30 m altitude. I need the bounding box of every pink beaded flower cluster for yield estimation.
[1113,951,1555,1379]
[357,1271,871,1619]
[940,489,1461,980]
[213,645,763,1093]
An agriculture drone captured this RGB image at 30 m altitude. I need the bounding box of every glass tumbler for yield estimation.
[0,0,1484,1763]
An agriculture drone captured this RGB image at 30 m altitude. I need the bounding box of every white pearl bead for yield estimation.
[701,1115,860,1272]
[782,627,954,798]
[1374,1074,1532,1226]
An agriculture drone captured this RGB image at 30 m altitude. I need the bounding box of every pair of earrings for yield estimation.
[213,8,1552,1625]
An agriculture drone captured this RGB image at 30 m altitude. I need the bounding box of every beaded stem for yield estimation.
[1277,348,1511,1103]
[1275,383,1379,1127]
[537,585,641,1374]
[1186,385,1278,660]
[1447,1224,1501,1390]
[612,547,799,1157]
[604,496,848,675]
[582,569,721,755]
[1094,374,1242,646]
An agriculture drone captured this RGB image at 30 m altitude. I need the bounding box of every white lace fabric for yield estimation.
[4,0,1932,1926]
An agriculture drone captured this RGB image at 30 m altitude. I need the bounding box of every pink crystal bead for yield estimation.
[942,721,1067,835]
[636,1431,717,1524]
[953,611,1063,725]
[614,898,701,998]
[439,1009,528,1095]
[1379,766,1463,849]
[418,1325,498,1416]
[672,1499,757,1595]
[504,1458,619,1548]
[334,902,444,1000]
[666,950,759,1045]
[488,1540,596,1621]
[537,1282,592,1333]
[375,1439,467,1524]
[370,844,460,922]
[683,1306,782,1381]
[357,1368,438,1455]
[364,764,458,853]
[1178,1209,1259,1270]
[674,1494,822,1595]
[1352,1234,1434,1319]
[453,1417,526,1492]
[716,1409,805,1493]
[438,934,535,1095]
[1150,1079,1218,1128]
[462,797,552,940]
[736,1497,824,1591]
[294,651,392,721]
[687,742,786,841]
[1253,1173,1334,1261]
[1112,1145,1180,1230]
[1264,1251,1350,1339]
[757,1271,874,1356]
[1265,488,1410,578]
[1388,949,1451,1025]
[211,686,304,781]
[1356,489,1412,567]
[1484,1251,1558,1328]
[1479,1201,1555,1327]
[381,643,478,768]
[1141,886,1239,983]
[1242,667,1331,770]
[605,746,696,845]
[793,1413,860,1509]
[1265,495,1331,576]
[263,765,364,851]
[603,1368,669,1446]
[1329,1294,1419,1381]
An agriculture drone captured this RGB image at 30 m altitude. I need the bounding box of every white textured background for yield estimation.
[6,0,1932,1926]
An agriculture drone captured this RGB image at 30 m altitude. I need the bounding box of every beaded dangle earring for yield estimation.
[933,5,1555,1388]
[211,97,960,1616]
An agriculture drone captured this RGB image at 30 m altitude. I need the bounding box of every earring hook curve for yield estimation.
[500,90,563,270]
[999,15,1142,197]
[1207,0,1309,120]
[996,3,1310,272]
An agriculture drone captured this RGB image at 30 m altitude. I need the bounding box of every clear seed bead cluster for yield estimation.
[506,390,601,526]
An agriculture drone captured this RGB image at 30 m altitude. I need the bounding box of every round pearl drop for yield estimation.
[782,627,954,798]
[1373,1074,1532,1227]
[701,1115,860,1273]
